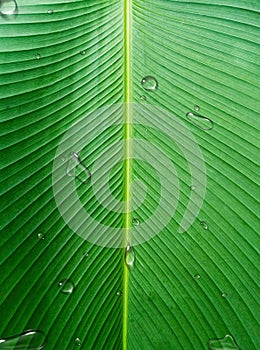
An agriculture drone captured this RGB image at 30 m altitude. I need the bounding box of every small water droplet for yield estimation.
[35,53,41,60]
[141,76,158,91]
[80,50,86,55]
[186,111,214,130]
[132,218,140,226]
[140,95,147,101]
[194,105,200,112]
[0,0,18,16]
[194,274,201,279]
[221,292,228,298]
[125,244,135,268]
[66,152,91,184]
[47,9,53,15]
[190,185,195,191]
[116,291,123,296]
[200,221,208,230]
[58,279,74,294]
[74,337,82,346]
[0,330,47,349]
[82,252,89,258]
[208,334,239,349]
[37,233,45,240]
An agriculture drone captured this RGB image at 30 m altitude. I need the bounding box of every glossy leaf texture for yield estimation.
[0,1,259,350]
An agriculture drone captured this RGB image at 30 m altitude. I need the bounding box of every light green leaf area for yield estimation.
[0,1,259,350]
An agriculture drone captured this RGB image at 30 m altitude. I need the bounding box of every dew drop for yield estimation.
[200,221,208,230]
[35,53,41,60]
[74,337,82,346]
[132,218,140,226]
[194,105,200,112]
[80,50,86,55]
[37,233,45,240]
[186,111,214,131]
[125,244,135,268]
[141,76,158,91]
[66,152,91,184]
[190,185,195,191]
[208,334,239,349]
[47,9,53,15]
[0,330,47,349]
[221,292,228,298]
[194,274,201,280]
[140,95,147,101]
[0,0,18,16]
[116,291,123,296]
[58,279,74,294]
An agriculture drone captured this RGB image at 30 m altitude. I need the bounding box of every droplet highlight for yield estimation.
[141,76,158,91]
[66,152,91,184]
[116,291,123,296]
[125,244,135,268]
[58,279,74,294]
[132,218,140,226]
[0,330,47,349]
[208,334,239,349]
[200,221,208,230]
[37,233,45,240]
[0,0,18,16]
[74,337,82,346]
[186,111,214,130]
[35,53,41,60]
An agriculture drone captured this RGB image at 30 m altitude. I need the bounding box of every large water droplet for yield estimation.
[125,244,135,268]
[141,76,158,91]
[58,279,74,294]
[66,152,91,184]
[0,0,18,16]
[208,334,239,349]
[200,221,208,230]
[186,111,214,130]
[74,337,82,346]
[0,330,47,349]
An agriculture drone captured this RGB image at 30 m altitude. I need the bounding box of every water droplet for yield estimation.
[186,112,214,130]
[0,0,18,16]
[141,76,158,91]
[82,252,89,258]
[125,244,135,268]
[194,274,201,279]
[47,9,53,15]
[0,330,47,349]
[58,279,74,294]
[74,337,82,346]
[194,105,200,112]
[221,292,228,298]
[35,53,41,60]
[66,152,91,184]
[208,334,239,349]
[190,185,195,191]
[140,95,147,101]
[116,291,123,296]
[37,233,45,240]
[132,218,140,226]
[80,50,86,55]
[200,221,208,230]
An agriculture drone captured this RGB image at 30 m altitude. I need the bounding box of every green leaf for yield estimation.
[0,1,259,350]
